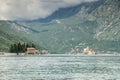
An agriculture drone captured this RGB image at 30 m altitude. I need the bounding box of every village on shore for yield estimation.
[66,46,96,55]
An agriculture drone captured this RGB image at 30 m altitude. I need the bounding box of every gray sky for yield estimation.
[0,0,98,20]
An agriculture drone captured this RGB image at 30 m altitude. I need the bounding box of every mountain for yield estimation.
[91,0,120,41]
[32,0,106,23]
[87,0,120,52]
[0,0,120,53]
[0,21,46,52]
[0,21,28,51]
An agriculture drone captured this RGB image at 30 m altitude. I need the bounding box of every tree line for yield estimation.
[9,42,36,53]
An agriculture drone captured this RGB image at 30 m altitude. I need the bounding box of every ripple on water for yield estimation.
[0,55,120,80]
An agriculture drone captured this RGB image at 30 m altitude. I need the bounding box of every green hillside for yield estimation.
[0,21,29,52]
[88,0,120,40]
[88,0,120,51]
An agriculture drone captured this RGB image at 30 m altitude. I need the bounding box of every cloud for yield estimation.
[0,0,98,20]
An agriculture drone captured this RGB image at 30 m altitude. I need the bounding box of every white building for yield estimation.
[83,47,95,55]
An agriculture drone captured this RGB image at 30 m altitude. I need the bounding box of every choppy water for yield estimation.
[0,54,120,80]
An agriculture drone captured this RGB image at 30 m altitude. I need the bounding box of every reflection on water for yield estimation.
[0,54,120,80]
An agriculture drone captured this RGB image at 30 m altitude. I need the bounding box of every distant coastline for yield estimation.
[0,51,120,57]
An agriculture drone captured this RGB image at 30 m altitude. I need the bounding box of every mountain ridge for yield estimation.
[31,0,106,23]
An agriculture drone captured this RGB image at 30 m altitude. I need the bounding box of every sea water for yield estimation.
[0,54,120,80]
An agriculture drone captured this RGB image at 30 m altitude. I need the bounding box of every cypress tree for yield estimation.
[14,43,18,53]
[32,43,36,48]
[22,43,26,52]
[18,42,22,52]
[9,42,37,53]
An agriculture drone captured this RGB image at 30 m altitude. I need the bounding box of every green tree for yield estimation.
[18,42,22,52]
[32,43,36,48]
[14,43,18,53]
[22,43,26,52]
[9,42,38,53]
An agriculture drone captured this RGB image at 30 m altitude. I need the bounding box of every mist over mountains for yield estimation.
[0,0,120,53]
[0,0,98,20]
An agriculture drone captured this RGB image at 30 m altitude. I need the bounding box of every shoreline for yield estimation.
[0,51,120,57]
[0,52,120,57]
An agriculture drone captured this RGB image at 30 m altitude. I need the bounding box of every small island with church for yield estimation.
[0,42,49,56]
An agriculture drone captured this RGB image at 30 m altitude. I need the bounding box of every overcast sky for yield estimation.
[0,0,98,20]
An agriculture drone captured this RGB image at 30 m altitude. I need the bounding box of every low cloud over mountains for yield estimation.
[0,0,98,20]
